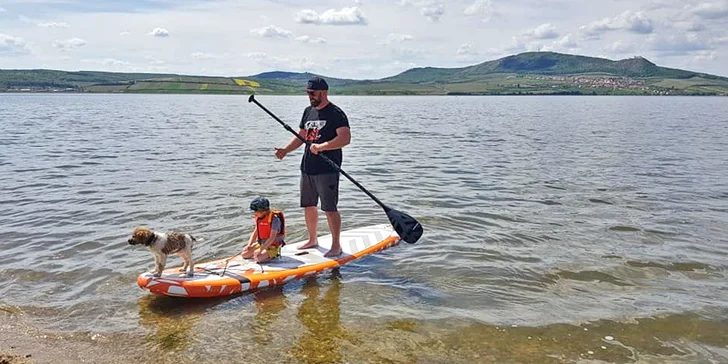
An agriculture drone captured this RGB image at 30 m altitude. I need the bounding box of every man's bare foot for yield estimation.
[324,248,342,258]
[298,240,318,250]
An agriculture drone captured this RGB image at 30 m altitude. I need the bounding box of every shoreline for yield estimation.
[0,309,152,364]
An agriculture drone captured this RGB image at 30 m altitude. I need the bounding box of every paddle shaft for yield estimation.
[248,95,390,212]
[220,256,232,276]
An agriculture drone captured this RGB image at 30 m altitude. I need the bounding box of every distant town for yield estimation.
[506,75,677,95]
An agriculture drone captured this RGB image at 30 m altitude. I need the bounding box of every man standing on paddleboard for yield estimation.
[274,77,351,257]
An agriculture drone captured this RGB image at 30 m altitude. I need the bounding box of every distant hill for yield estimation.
[2,52,728,95]
[246,71,359,88]
[381,52,711,84]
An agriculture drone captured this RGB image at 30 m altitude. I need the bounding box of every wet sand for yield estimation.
[0,310,143,364]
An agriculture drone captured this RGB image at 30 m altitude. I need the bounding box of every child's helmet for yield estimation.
[250,197,270,211]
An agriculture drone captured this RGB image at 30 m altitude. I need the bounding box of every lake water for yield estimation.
[1,94,727,363]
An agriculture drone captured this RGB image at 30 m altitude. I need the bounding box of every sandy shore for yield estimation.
[0,308,148,364]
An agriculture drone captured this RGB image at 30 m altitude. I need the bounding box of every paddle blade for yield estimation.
[386,208,423,244]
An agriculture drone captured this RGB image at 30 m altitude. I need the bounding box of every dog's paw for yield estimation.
[152,272,162,277]
[185,273,194,278]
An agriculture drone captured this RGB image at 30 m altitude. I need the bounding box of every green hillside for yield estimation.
[381,52,709,83]
[2,52,727,96]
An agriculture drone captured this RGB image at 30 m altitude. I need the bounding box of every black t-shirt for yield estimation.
[299,102,349,175]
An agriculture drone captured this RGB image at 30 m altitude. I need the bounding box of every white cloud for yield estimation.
[250,25,293,38]
[191,52,226,60]
[389,46,424,61]
[295,10,320,24]
[606,40,635,54]
[580,11,654,38]
[247,52,317,71]
[673,22,707,32]
[693,50,717,61]
[80,57,132,70]
[621,11,654,33]
[691,2,728,19]
[457,43,477,56]
[648,33,711,55]
[464,0,495,21]
[400,0,444,22]
[296,35,327,44]
[580,19,612,38]
[120,31,131,36]
[464,0,490,16]
[0,33,30,56]
[710,35,728,45]
[103,58,130,66]
[145,56,164,66]
[53,37,86,51]
[529,34,580,53]
[149,28,169,37]
[501,36,527,54]
[295,7,367,25]
[37,22,69,28]
[556,35,578,49]
[381,33,414,45]
[0,7,6,12]
[524,23,559,39]
[421,3,444,22]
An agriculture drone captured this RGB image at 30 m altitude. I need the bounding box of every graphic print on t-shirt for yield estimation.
[304,120,327,142]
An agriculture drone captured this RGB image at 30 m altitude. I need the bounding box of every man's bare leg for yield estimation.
[324,211,342,257]
[298,206,319,249]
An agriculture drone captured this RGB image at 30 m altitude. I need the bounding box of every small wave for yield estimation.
[546,269,633,287]
[589,198,614,205]
[89,155,118,160]
[626,260,720,273]
[12,167,46,173]
[55,164,82,170]
[609,225,641,232]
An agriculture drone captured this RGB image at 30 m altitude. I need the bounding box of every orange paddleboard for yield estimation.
[137,224,400,297]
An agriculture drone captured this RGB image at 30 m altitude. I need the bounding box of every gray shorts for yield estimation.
[300,173,340,212]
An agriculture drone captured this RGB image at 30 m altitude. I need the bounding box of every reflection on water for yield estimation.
[333,312,728,363]
[251,286,287,346]
[137,294,227,352]
[290,270,347,364]
[430,312,728,363]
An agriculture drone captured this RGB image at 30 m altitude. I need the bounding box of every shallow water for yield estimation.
[1,94,727,363]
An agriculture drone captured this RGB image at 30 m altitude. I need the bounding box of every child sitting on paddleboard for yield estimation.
[242,197,286,263]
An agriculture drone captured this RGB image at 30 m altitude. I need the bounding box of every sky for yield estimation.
[1,0,727,79]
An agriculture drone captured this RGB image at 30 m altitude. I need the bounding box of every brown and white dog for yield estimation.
[127,226,196,277]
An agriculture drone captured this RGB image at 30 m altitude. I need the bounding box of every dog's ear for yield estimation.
[132,226,152,242]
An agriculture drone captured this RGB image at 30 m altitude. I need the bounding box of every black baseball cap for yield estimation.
[306,77,328,91]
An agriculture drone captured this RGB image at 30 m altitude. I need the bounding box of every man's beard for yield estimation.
[309,98,320,107]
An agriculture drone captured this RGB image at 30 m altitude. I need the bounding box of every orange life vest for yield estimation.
[256,210,285,246]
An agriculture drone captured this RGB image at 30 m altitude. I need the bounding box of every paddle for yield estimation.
[220,255,237,276]
[248,94,423,244]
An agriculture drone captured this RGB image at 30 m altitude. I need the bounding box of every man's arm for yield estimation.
[275,129,306,159]
[310,126,350,154]
[283,129,306,152]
